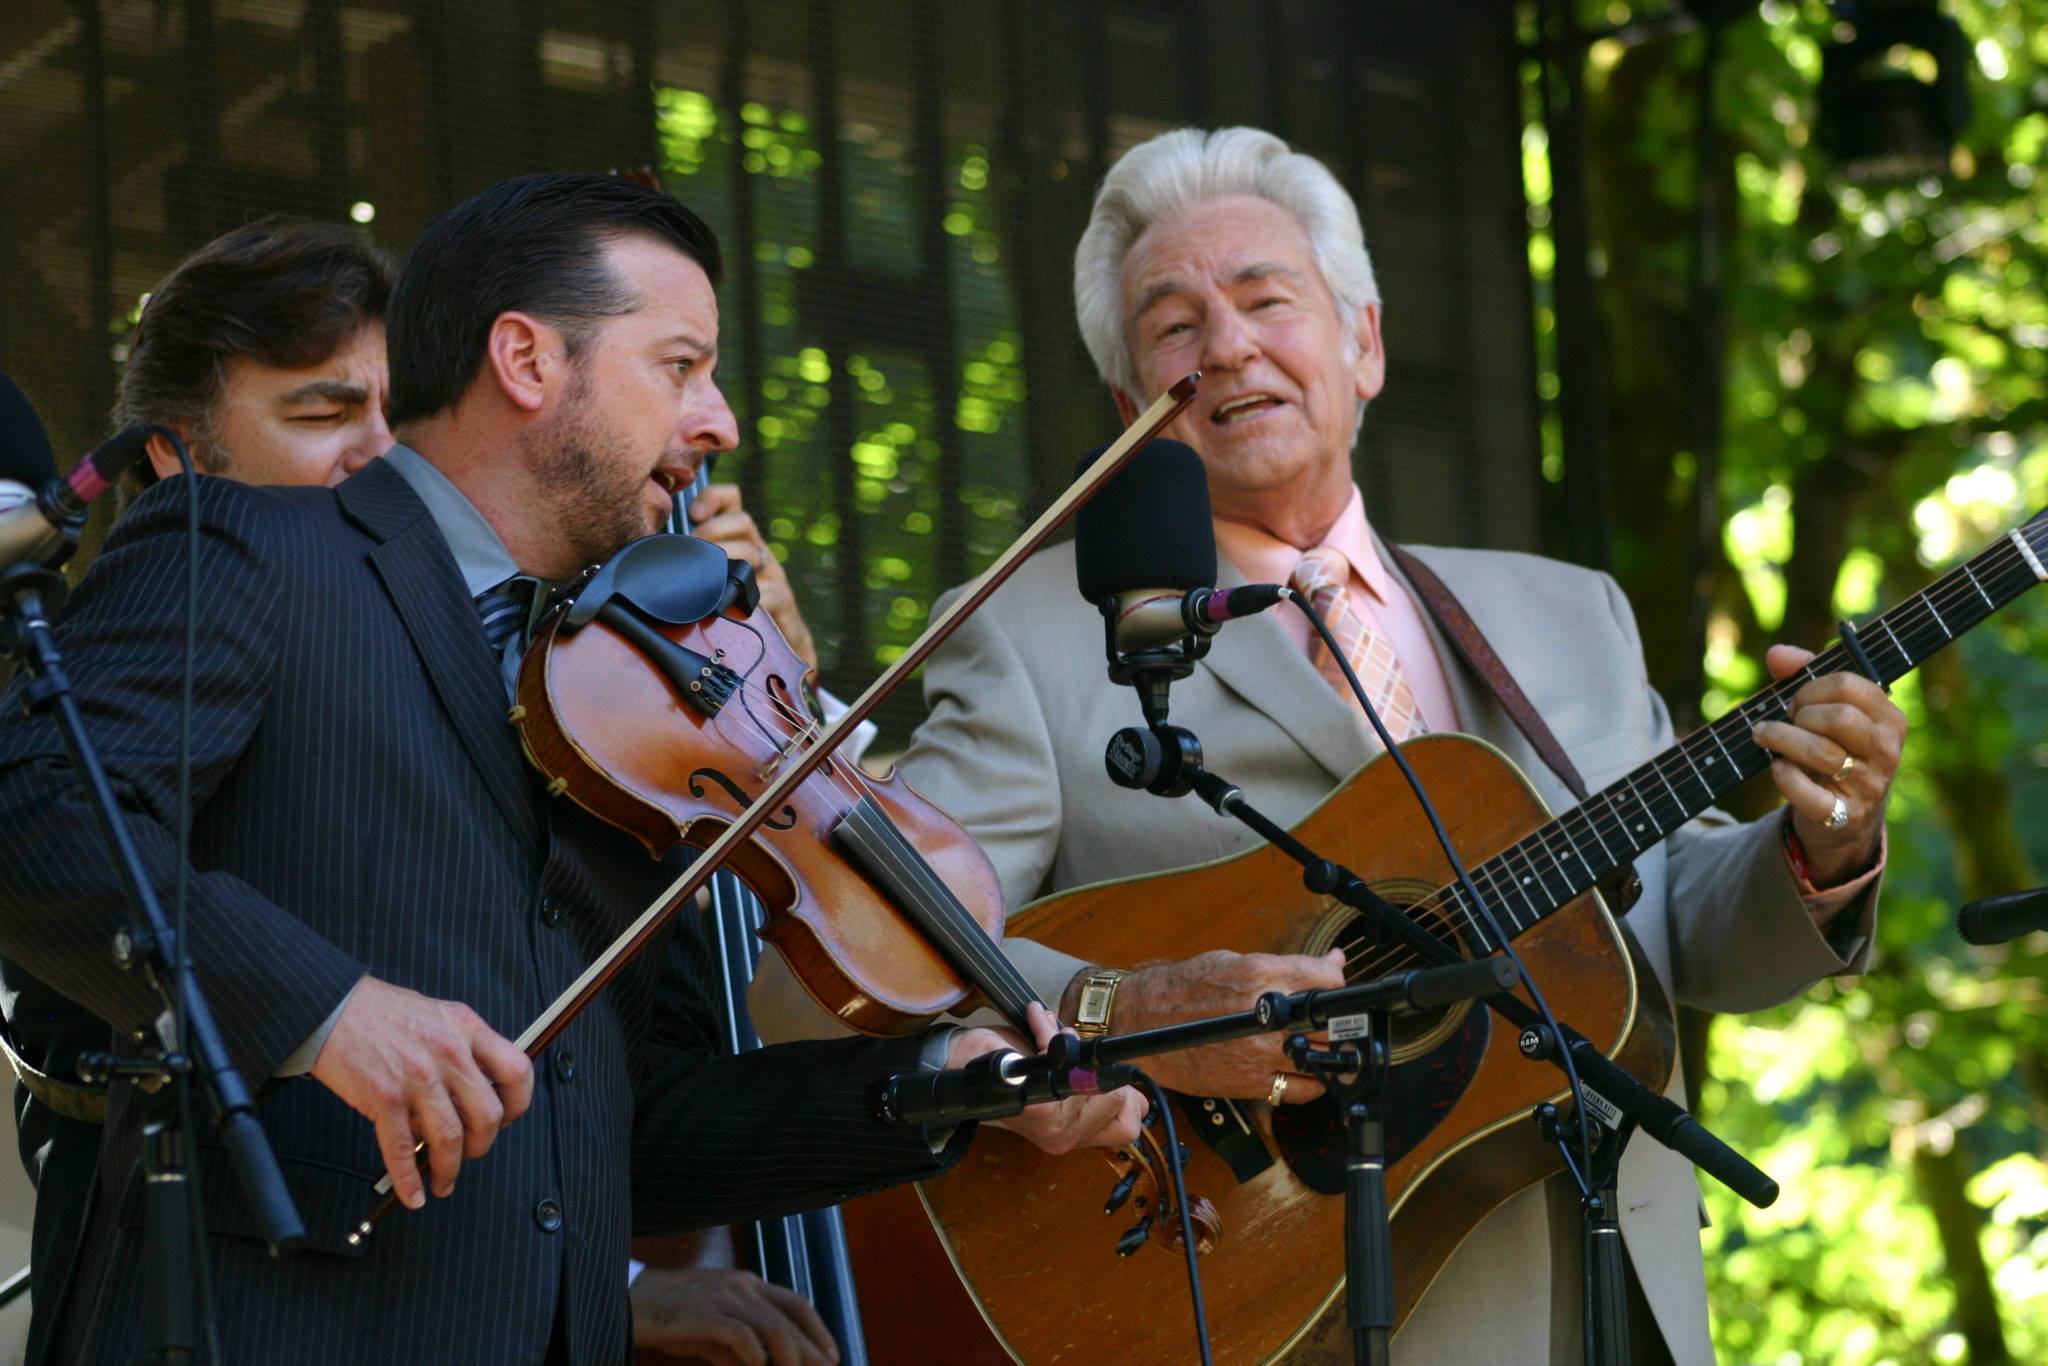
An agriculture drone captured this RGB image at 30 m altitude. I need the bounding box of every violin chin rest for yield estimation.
[563,532,736,629]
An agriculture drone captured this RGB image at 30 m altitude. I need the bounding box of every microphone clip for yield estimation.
[1097,598,1210,730]
[1104,722,1204,798]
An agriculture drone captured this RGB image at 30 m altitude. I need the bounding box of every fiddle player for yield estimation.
[4,213,845,1366]
[756,127,1905,1364]
[0,173,1140,1366]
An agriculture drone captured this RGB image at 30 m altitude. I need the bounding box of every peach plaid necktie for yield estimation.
[1289,545,1428,742]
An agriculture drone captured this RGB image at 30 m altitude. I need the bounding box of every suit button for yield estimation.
[540,896,562,927]
[533,1199,563,1233]
[552,1049,575,1082]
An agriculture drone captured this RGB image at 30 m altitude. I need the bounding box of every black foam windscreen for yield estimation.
[0,372,57,488]
[1073,438,1216,604]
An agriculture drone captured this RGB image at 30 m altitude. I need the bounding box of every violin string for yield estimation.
[669,649,1050,1005]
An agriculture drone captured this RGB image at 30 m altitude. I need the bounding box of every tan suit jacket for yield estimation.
[757,537,1876,1364]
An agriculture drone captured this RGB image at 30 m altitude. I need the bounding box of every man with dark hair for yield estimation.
[0,172,1138,1364]
[3,214,395,1366]
[115,215,395,491]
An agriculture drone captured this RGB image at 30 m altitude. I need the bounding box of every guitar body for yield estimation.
[913,734,1666,1363]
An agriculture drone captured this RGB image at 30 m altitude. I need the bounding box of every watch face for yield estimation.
[1079,981,1116,1023]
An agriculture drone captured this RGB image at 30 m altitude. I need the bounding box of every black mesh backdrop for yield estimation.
[0,0,1539,745]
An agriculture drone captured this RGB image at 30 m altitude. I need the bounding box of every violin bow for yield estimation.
[355,374,1199,1229]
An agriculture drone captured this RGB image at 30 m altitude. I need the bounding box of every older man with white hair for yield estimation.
[877,127,1906,1363]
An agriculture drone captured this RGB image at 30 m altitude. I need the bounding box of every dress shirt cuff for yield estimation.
[273,977,361,1077]
[1783,814,1885,958]
[815,686,879,767]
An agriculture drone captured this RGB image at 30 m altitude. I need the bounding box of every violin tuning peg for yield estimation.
[1115,1215,1154,1258]
[1103,1169,1139,1216]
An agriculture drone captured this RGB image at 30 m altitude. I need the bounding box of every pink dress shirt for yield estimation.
[1212,485,1461,733]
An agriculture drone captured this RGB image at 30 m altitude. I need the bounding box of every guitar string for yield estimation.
[1342,529,2043,980]
[1335,529,2044,982]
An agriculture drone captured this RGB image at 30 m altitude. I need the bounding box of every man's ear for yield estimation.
[1351,302,1386,404]
[484,312,558,415]
[1111,387,1139,426]
[144,427,192,482]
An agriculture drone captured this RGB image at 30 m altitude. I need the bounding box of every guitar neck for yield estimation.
[1445,510,2048,951]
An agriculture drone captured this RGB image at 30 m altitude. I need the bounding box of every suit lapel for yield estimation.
[1197,557,1379,785]
[339,463,543,853]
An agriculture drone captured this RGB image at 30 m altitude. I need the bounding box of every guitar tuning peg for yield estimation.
[1104,1169,1139,1216]
[1115,1214,1154,1258]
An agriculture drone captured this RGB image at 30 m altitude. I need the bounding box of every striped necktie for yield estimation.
[474,577,535,699]
[1289,546,1428,743]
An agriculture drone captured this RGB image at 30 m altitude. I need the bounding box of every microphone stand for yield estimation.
[1100,719,1777,1366]
[0,563,304,1364]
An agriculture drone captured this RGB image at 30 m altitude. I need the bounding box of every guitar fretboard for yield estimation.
[1416,510,2048,956]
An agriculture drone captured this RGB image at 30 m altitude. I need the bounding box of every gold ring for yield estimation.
[1824,794,1850,830]
[1267,1073,1290,1107]
[1831,754,1856,785]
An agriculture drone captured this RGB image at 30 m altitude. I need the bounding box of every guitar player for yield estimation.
[752,125,1902,1365]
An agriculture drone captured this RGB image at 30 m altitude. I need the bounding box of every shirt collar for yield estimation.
[381,442,522,598]
[1211,484,1394,603]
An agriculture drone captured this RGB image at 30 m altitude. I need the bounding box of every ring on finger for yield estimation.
[1823,794,1850,830]
[1831,754,1856,785]
[1267,1073,1290,1107]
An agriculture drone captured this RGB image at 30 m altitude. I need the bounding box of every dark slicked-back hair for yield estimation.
[117,215,393,486]
[386,172,723,425]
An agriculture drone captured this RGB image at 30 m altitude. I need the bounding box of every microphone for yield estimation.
[1075,436,1217,649]
[877,1045,1140,1128]
[1957,887,2048,946]
[1074,439,1288,731]
[0,373,59,563]
[0,376,155,571]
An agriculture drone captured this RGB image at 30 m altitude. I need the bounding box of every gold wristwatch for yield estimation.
[1073,968,1129,1040]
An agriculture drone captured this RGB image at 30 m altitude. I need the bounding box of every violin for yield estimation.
[519,537,1035,1032]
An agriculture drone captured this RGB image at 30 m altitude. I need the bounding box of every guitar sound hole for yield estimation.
[1306,892,1473,1064]
[1276,893,1490,1196]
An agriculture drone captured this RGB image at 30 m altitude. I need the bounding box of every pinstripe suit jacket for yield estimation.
[0,460,957,1365]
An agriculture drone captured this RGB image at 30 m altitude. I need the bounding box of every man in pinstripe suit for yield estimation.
[0,174,1138,1363]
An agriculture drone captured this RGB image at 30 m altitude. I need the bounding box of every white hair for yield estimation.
[1073,126,1381,398]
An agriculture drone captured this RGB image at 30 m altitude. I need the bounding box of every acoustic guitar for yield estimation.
[900,510,2048,1363]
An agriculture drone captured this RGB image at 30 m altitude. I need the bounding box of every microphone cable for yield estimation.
[1135,1069,1213,1366]
[1285,588,1599,1195]
[160,427,225,1366]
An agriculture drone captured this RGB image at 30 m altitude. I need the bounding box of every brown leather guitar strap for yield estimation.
[1384,542,1678,1074]
[1384,542,1645,916]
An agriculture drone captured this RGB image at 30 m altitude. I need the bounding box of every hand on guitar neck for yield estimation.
[1749,643,1905,895]
[1062,948,1348,1103]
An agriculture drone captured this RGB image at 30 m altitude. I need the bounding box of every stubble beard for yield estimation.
[527,373,657,572]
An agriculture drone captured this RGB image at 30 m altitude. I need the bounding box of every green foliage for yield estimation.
[652,95,1029,705]
[1561,1,2048,1360]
